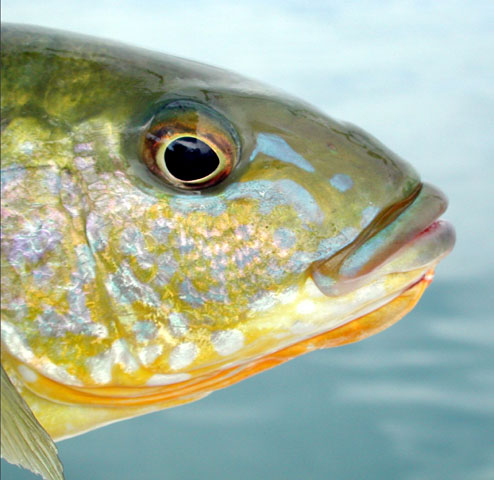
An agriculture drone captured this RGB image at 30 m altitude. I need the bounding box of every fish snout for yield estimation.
[311,183,456,296]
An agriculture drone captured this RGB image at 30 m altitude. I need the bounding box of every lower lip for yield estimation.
[312,218,454,297]
[366,217,456,275]
[378,218,455,277]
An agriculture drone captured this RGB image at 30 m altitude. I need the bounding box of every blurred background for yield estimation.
[2,1,493,479]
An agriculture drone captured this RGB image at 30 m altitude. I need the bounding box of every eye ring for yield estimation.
[141,100,240,190]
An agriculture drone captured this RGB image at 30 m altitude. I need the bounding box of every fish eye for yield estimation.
[141,100,240,190]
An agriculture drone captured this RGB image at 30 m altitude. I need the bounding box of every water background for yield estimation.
[1,1,493,479]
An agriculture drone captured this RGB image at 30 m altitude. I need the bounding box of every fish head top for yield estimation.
[1,25,454,438]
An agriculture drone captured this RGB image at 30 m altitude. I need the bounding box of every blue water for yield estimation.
[2,1,493,479]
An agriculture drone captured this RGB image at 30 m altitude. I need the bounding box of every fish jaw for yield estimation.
[3,256,438,412]
[1,269,432,442]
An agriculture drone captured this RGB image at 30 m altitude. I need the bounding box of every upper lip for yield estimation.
[311,183,456,296]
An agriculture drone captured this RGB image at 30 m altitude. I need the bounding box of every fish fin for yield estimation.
[1,365,64,480]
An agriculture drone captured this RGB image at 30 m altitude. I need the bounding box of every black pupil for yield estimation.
[165,136,220,181]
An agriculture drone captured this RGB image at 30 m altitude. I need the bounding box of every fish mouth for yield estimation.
[311,182,456,296]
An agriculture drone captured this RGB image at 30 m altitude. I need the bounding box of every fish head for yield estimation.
[112,77,455,352]
[0,25,455,440]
